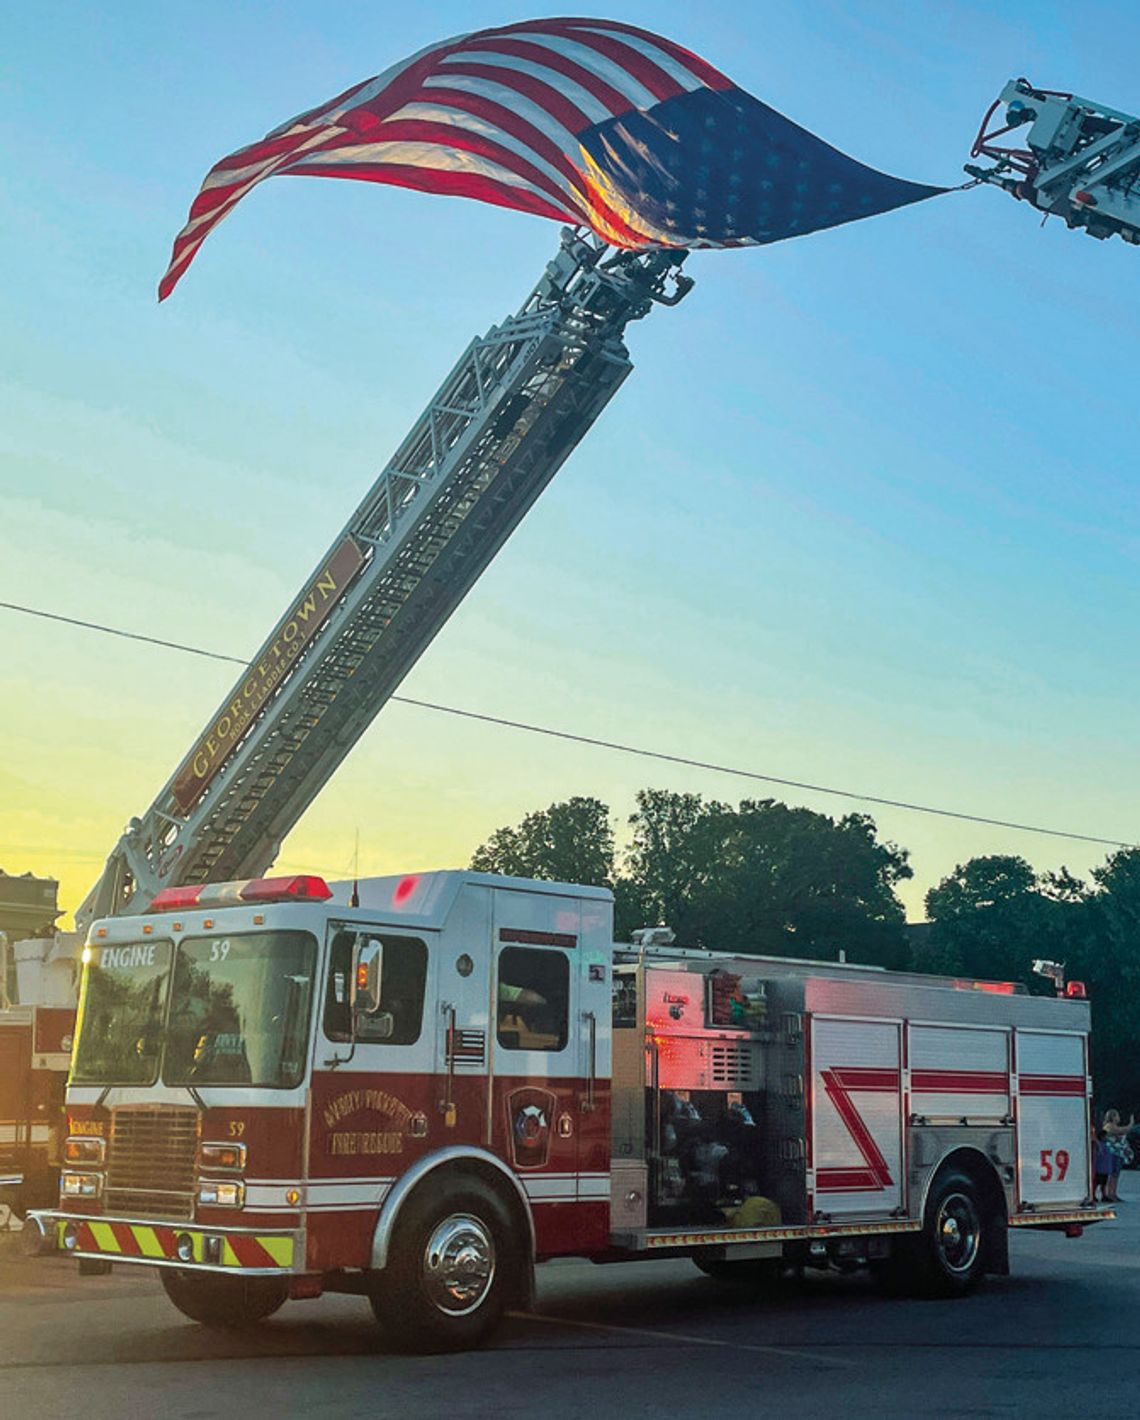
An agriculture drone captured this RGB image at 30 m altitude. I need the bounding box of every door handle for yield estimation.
[582,1010,597,1112]
[441,1004,457,1127]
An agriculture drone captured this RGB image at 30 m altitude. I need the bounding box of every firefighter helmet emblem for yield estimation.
[506,1087,557,1169]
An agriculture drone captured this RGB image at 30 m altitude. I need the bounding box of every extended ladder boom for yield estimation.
[80,231,691,927]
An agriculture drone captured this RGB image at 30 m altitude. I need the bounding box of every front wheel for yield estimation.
[369,1178,519,1353]
[161,1269,288,1327]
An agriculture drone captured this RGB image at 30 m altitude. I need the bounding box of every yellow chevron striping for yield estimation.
[89,1222,120,1253]
[135,1226,166,1259]
[258,1235,294,1267]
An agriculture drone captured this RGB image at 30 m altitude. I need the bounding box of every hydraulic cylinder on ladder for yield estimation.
[78,230,692,929]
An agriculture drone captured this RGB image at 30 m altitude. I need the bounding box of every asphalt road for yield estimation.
[1,1193,1134,1420]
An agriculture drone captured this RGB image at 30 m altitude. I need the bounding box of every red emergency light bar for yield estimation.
[149,875,333,913]
[951,978,1017,995]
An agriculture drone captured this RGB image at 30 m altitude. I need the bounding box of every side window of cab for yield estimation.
[324,931,428,1045]
[496,947,569,1052]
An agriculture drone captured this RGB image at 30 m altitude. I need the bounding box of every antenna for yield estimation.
[350,828,360,909]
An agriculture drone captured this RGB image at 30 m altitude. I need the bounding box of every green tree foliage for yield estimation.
[923,851,1140,1108]
[469,795,615,887]
[619,791,912,967]
[921,855,1052,983]
[472,789,912,969]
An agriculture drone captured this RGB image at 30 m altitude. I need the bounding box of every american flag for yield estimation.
[159,17,943,299]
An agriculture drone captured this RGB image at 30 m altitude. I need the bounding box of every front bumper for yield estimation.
[30,1211,302,1276]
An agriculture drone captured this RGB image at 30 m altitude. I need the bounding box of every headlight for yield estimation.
[197,1179,245,1208]
[61,1171,103,1199]
[197,1142,247,1171]
[64,1137,106,1165]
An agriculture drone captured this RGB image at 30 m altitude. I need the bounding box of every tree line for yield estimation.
[471,791,1140,1107]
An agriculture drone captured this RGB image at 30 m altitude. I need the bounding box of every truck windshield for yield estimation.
[71,940,173,1085]
[164,931,316,1089]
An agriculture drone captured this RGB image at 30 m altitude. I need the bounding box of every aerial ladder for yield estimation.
[967,78,1140,244]
[78,230,692,930]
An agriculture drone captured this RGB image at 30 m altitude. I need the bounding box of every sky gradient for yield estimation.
[3,2,1138,928]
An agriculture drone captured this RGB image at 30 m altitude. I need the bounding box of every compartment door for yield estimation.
[1016,1030,1089,1207]
[811,1017,903,1217]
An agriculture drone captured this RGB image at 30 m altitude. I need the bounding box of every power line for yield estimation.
[1,598,1134,852]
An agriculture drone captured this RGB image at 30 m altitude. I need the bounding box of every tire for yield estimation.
[883,1169,990,1298]
[693,1256,781,1286]
[161,1269,288,1327]
[369,1178,518,1353]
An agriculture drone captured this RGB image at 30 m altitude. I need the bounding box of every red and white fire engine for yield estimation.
[1,935,78,1216]
[28,231,1112,1343]
[33,869,1107,1349]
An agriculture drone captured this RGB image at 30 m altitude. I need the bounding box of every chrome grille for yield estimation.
[106,1105,200,1220]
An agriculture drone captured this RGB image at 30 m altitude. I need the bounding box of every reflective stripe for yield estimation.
[136,1226,167,1259]
[89,1221,119,1253]
[57,1218,295,1269]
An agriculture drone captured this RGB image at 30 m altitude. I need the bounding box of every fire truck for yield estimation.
[32,869,1106,1350]
[27,82,1136,1332]
[0,934,78,1217]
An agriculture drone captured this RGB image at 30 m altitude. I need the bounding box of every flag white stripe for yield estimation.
[173,128,348,243]
[289,140,580,216]
[483,31,663,111]
[573,25,709,93]
[421,74,585,165]
[438,50,613,126]
[388,101,584,207]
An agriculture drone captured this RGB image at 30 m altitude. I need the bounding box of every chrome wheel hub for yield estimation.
[422,1213,496,1315]
[935,1192,980,1274]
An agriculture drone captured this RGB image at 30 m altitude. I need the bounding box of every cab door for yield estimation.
[490,890,589,1249]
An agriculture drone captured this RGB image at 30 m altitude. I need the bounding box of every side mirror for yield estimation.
[351,937,384,1016]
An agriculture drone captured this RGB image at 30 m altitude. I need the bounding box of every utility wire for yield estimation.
[1,599,1134,852]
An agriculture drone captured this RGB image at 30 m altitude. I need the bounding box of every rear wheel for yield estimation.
[161,1270,288,1327]
[369,1178,518,1353]
[878,1169,991,1298]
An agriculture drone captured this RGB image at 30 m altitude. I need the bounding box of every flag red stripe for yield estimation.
[455,37,634,115]
[537,24,686,103]
[414,87,652,246]
[325,118,585,218]
[498,17,733,91]
[285,161,575,225]
[437,60,594,136]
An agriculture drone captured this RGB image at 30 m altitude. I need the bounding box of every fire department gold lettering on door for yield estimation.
[170,537,366,815]
[323,1089,415,1157]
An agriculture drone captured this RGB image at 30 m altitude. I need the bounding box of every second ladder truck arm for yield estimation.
[967,78,1140,244]
[79,231,693,930]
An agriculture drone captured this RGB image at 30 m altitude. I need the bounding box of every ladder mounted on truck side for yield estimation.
[79,230,692,929]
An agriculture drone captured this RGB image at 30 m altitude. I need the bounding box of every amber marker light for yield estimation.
[198,1142,247,1171]
[64,1137,105,1165]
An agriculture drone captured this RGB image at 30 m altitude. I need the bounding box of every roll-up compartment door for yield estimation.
[1016,1030,1088,1207]
[811,1017,902,1217]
